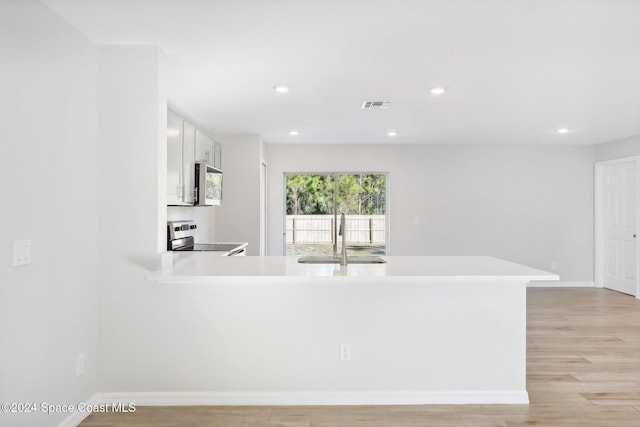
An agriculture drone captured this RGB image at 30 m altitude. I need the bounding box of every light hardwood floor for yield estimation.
[80,288,640,426]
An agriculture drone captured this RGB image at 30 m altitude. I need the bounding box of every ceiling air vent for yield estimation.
[361,101,391,110]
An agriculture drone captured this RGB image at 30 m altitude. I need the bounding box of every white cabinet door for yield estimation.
[182,120,197,204]
[195,129,214,164]
[214,140,222,170]
[167,111,184,205]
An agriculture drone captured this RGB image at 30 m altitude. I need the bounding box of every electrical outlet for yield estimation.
[339,344,351,361]
[551,262,558,272]
[413,216,420,225]
[13,240,32,266]
[76,353,85,376]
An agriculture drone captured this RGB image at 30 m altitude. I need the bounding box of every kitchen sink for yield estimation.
[297,256,387,264]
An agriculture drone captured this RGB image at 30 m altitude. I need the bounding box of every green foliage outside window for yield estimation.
[286,173,386,215]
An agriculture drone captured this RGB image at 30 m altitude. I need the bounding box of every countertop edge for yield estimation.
[146,272,560,285]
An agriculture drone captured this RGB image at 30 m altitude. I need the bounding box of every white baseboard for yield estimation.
[527,281,596,288]
[56,390,528,425]
[94,390,529,406]
[56,393,100,427]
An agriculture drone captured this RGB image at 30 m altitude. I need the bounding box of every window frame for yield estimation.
[282,171,391,255]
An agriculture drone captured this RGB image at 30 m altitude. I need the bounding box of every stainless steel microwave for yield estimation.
[194,163,222,206]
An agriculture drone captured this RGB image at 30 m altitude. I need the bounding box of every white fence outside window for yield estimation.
[285,215,386,245]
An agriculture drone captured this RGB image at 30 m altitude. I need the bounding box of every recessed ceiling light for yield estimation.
[429,86,446,95]
[289,130,299,136]
[273,85,289,93]
[557,127,570,134]
[387,131,398,137]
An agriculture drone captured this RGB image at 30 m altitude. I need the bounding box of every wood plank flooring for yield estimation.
[79,288,640,426]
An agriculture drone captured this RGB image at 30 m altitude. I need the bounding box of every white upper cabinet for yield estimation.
[196,129,222,170]
[167,110,196,205]
[167,110,222,205]
[167,111,185,205]
[214,140,222,170]
[195,129,214,165]
[182,120,196,204]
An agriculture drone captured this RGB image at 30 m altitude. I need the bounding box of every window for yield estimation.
[284,173,388,256]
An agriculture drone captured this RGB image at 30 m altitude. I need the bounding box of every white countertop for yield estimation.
[150,253,559,284]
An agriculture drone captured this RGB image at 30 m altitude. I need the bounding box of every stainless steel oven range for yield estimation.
[167,220,247,256]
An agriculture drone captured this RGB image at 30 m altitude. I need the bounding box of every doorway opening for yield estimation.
[284,172,389,256]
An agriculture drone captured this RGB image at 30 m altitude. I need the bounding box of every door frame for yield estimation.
[594,156,640,299]
[260,160,268,256]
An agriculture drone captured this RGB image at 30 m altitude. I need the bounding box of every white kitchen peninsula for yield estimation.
[148,255,557,405]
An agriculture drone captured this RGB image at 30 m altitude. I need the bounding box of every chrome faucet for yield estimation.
[338,213,348,265]
[332,211,338,257]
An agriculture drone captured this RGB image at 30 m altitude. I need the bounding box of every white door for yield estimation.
[603,161,638,296]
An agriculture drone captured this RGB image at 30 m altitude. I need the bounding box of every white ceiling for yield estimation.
[42,0,640,145]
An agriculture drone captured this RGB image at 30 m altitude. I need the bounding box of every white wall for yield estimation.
[213,134,262,255]
[95,46,170,392]
[266,144,595,282]
[0,1,99,426]
[595,135,640,161]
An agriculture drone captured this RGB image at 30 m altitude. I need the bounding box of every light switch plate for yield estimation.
[13,240,32,266]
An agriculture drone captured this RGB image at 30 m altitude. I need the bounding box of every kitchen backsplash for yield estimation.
[167,206,216,243]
